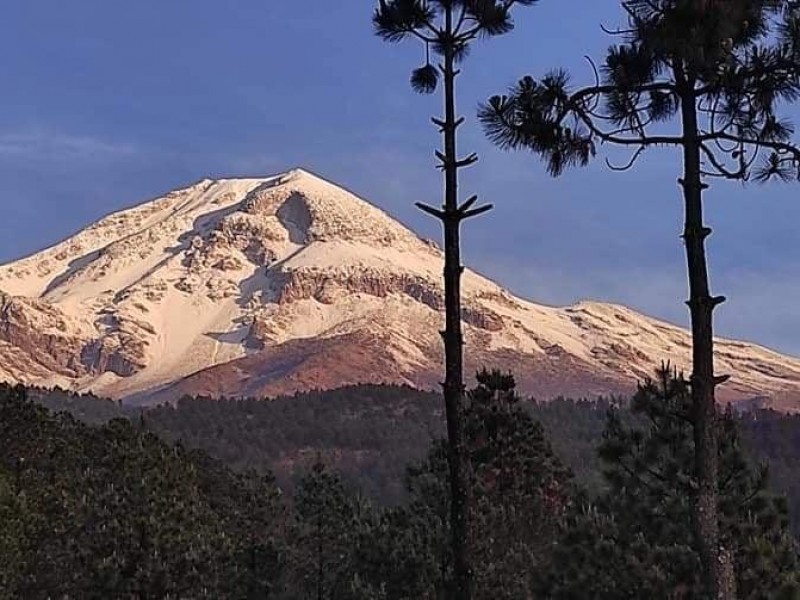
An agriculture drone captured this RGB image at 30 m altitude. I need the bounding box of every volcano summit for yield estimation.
[1,168,799,408]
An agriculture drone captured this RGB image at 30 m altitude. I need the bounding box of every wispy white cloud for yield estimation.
[0,130,139,162]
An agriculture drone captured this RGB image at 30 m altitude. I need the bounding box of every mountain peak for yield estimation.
[242,168,424,248]
[1,172,799,410]
[283,166,324,180]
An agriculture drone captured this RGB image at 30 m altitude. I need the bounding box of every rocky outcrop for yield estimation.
[0,292,151,380]
[80,335,147,377]
[270,267,504,332]
[217,214,284,265]
[273,268,443,308]
[0,292,87,377]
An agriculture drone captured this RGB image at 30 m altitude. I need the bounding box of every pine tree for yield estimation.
[75,421,229,597]
[539,366,800,598]
[184,452,288,599]
[479,3,800,596]
[0,385,234,598]
[372,4,539,596]
[350,504,441,599]
[468,369,571,598]
[289,460,366,600]
[405,370,571,598]
[0,466,26,599]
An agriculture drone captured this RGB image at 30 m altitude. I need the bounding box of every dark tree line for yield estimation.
[541,366,799,598]
[32,382,800,540]
[3,377,799,598]
[0,385,286,599]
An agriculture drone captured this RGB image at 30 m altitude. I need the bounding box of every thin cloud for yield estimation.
[0,130,139,162]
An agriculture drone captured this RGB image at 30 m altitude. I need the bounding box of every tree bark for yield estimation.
[439,7,473,599]
[679,89,737,600]
[317,510,324,600]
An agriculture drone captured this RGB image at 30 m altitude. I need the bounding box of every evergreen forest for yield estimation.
[3,375,800,598]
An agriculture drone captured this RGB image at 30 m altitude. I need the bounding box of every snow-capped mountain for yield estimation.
[1,168,799,409]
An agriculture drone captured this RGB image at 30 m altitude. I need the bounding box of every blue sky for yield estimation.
[1,0,798,355]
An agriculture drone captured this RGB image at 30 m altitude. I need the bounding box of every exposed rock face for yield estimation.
[81,338,145,377]
[0,168,799,410]
[273,268,442,307]
[0,292,87,377]
[0,292,149,379]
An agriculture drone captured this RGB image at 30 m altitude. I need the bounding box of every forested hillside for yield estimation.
[5,372,799,597]
[33,383,800,536]
[6,375,799,597]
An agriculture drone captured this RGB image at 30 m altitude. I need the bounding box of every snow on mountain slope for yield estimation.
[1,168,799,408]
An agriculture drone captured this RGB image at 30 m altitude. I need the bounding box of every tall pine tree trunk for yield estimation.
[679,89,737,600]
[317,511,324,600]
[440,7,472,599]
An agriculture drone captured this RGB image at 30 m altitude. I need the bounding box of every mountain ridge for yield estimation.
[1,168,799,409]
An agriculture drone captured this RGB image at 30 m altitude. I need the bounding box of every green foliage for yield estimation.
[32,383,800,537]
[30,385,125,424]
[0,384,287,599]
[0,466,26,599]
[402,370,572,598]
[373,1,538,48]
[467,370,572,597]
[181,452,288,599]
[539,368,800,598]
[287,460,377,600]
[10,381,800,597]
[145,385,443,504]
[29,383,800,539]
[740,409,800,539]
[480,0,800,181]
[353,502,443,599]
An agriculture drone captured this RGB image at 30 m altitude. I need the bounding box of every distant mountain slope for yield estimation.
[1,168,799,408]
